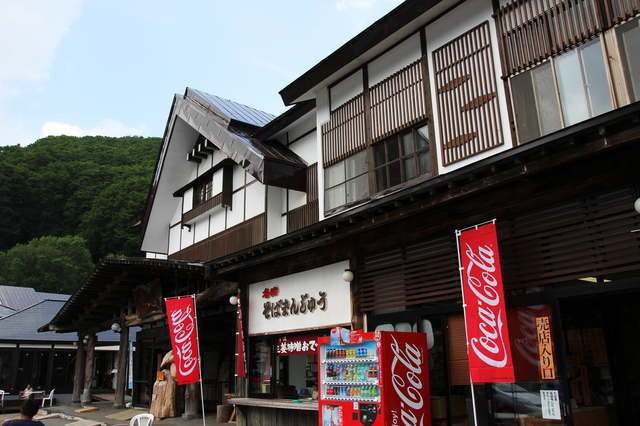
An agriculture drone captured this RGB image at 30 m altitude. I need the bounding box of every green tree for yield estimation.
[0,235,95,294]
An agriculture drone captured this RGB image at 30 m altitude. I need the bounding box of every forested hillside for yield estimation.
[0,135,162,293]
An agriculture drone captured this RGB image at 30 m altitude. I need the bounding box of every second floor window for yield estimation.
[325,151,369,211]
[511,38,613,144]
[373,124,431,192]
[193,179,213,207]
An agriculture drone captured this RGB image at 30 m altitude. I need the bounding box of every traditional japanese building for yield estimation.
[46,0,640,425]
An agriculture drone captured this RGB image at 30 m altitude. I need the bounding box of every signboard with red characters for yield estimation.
[457,222,515,383]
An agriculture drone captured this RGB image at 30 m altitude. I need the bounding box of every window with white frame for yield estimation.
[324,151,369,211]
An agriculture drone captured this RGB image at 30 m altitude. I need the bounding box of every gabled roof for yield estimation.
[0,304,16,318]
[0,285,69,311]
[140,88,308,253]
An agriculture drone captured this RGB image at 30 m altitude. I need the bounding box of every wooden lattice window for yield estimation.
[496,0,640,76]
[321,94,366,168]
[370,60,428,142]
[434,21,503,166]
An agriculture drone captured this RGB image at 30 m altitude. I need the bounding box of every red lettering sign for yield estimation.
[165,296,201,385]
[457,222,515,383]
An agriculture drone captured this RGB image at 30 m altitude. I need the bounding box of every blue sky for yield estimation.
[0,0,402,146]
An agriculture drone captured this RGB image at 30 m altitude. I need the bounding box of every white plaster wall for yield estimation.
[227,189,245,228]
[146,252,168,259]
[170,203,182,226]
[212,168,223,194]
[267,186,285,240]
[245,181,265,220]
[330,69,364,111]
[198,155,213,175]
[426,0,515,174]
[290,131,317,165]
[169,225,181,255]
[288,189,306,210]
[232,166,246,191]
[368,33,422,87]
[183,188,193,213]
[317,87,330,126]
[180,226,194,249]
[210,208,226,235]
[194,215,209,243]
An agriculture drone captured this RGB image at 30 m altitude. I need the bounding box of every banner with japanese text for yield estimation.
[165,296,201,385]
[457,222,515,383]
[236,291,247,377]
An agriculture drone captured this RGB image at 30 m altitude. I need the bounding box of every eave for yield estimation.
[206,102,640,277]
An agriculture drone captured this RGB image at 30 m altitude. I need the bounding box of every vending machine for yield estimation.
[318,329,431,426]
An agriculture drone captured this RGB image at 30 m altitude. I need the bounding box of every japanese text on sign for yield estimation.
[536,316,556,379]
[263,291,328,319]
[276,334,319,355]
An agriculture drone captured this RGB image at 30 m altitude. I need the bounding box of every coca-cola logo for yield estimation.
[169,305,198,376]
[463,243,509,368]
[389,334,425,426]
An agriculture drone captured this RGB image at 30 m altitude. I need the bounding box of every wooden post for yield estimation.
[71,332,86,406]
[114,324,129,409]
[82,333,97,406]
[182,382,199,419]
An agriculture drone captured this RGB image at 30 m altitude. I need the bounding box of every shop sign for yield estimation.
[276,334,320,355]
[536,316,556,379]
[456,221,515,383]
[248,261,352,335]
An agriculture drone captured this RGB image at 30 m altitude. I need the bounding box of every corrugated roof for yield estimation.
[187,88,275,128]
[0,300,119,342]
[0,285,69,311]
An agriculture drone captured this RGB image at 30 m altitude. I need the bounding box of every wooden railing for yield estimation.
[170,214,266,262]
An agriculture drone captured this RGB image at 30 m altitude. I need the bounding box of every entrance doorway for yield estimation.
[559,291,640,426]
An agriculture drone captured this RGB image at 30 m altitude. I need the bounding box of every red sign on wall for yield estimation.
[457,222,515,383]
[165,296,201,385]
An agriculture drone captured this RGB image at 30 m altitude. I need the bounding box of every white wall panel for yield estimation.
[267,186,284,240]
[213,169,223,194]
[232,166,246,191]
[330,69,363,110]
[288,189,306,210]
[368,33,422,87]
[169,225,181,255]
[227,189,245,228]
[209,208,226,235]
[194,215,209,242]
[183,188,193,213]
[245,181,265,219]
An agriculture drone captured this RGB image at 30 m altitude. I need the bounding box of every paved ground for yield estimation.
[1,401,231,426]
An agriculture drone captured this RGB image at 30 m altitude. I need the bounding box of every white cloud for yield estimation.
[0,0,82,92]
[42,119,149,139]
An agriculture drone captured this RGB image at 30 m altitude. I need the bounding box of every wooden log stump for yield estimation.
[216,405,234,423]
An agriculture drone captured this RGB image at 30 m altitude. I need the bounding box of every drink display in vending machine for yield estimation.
[318,328,430,426]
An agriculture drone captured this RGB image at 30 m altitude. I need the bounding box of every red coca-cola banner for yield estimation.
[165,296,201,385]
[457,222,515,383]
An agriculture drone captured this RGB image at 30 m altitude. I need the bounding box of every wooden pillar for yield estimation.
[182,382,200,419]
[71,332,86,406]
[82,333,97,406]
[114,324,130,409]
